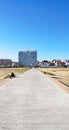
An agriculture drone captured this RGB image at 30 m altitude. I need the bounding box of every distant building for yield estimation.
[41,60,50,68]
[36,61,42,67]
[52,59,65,68]
[12,62,20,67]
[0,59,12,67]
[19,50,37,67]
[64,59,69,67]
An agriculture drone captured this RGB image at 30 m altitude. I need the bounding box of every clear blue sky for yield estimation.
[0,0,69,61]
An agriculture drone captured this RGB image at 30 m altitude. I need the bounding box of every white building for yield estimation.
[41,60,50,68]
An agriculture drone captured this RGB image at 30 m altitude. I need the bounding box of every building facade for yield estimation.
[0,59,12,67]
[19,50,37,67]
[64,59,69,67]
[52,59,65,68]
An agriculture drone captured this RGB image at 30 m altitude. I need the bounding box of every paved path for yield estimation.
[0,69,69,130]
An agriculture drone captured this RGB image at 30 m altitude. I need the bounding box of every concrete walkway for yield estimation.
[0,68,69,130]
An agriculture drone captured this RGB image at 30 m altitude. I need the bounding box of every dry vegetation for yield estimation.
[39,68,69,87]
[0,68,29,86]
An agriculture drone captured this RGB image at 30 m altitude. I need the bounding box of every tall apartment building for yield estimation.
[19,50,37,67]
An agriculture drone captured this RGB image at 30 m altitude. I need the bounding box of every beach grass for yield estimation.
[39,68,69,87]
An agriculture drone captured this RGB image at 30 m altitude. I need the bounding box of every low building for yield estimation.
[37,60,50,68]
[64,59,69,67]
[52,60,65,68]
[12,62,20,67]
[41,60,50,68]
[55,60,62,67]
[36,61,42,67]
[0,59,12,67]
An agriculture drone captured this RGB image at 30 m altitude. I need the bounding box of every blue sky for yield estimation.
[0,0,69,61]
